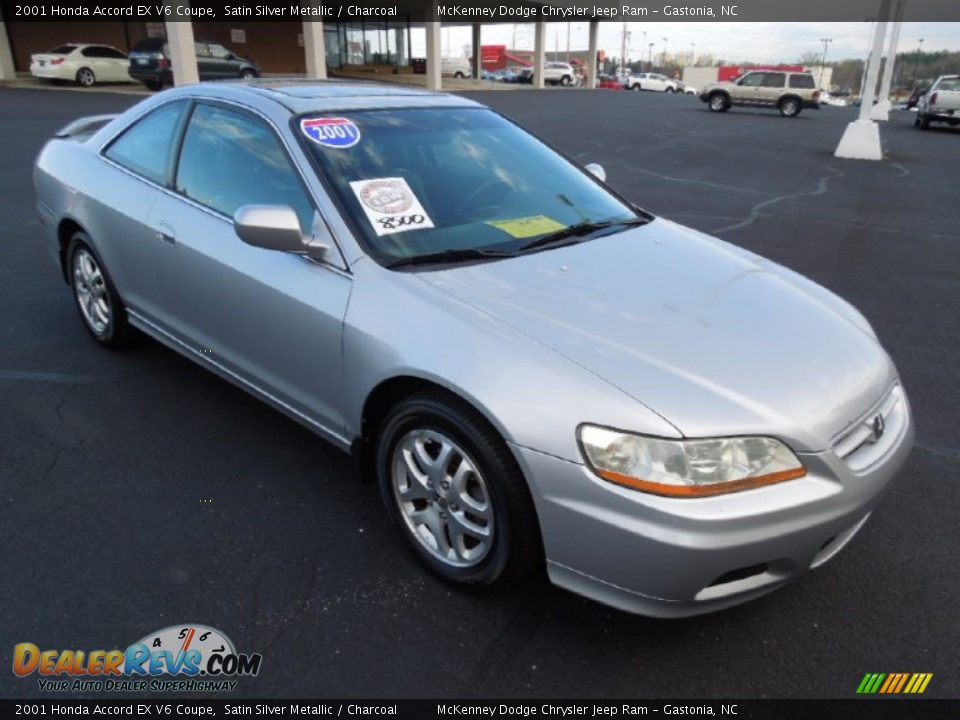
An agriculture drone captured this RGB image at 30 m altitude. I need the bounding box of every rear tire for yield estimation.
[144,80,163,91]
[76,67,96,87]
[920,113,931,129]
[239,68,257,80]
[779,97,801,117]
[67,234,135,348]
[375,390,542,589]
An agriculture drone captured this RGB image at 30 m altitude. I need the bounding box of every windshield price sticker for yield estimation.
[349,177,435,237]
[488,215,567,239]
[300,117,361,148]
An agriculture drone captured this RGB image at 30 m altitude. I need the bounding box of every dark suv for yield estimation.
[128,37,259,91]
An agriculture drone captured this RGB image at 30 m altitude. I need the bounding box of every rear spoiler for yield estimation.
[54,114,120,139]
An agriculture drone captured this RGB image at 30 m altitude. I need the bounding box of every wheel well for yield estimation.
[57,219,84,283]
[353,376,490,481]
[779,94,802,106]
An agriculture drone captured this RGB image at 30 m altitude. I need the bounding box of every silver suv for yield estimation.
[699,71,821,117]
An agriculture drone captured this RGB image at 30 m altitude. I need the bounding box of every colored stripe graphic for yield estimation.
[857,672,932,694]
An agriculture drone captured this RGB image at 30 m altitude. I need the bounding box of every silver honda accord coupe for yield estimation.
[34,81,914,616]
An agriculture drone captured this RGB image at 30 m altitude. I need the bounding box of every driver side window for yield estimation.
[741,74,764,87]
[174,103,315,233]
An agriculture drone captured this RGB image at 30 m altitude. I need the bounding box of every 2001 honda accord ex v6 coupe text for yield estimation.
[35,81,914,617]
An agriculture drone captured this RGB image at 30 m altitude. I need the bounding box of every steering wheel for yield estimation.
[457,180,511,219]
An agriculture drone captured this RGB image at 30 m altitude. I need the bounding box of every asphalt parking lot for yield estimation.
[1,86,958,700]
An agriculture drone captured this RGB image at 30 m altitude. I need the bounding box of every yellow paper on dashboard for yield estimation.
[487,215,567,239]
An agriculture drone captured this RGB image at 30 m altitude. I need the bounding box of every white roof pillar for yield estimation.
[533,21,546,89]
[304,20,327,79]
[425,21,442,91]
[165,16,199,86]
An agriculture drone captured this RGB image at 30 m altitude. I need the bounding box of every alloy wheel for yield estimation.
[391,429,494,568]
[72,248,111,334]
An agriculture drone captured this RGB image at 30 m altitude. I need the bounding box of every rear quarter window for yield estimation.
[789,74,816,89]
[51,45,77,54]
[104,101,187,185]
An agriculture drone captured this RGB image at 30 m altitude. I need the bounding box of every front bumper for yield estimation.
[512,395,913,617]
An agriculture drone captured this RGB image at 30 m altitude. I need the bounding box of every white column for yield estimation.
[0,20,16,81]
[471,23,481,80]
[304,20,327,79]
[871,0,904,120]
[586,21,599,89]
[533,21,546,89]
[425,21,442,91]
[835,0,891,160]
[165,17,200,86]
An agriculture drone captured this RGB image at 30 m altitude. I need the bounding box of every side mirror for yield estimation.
[585,163,606,182]
[233,205,328,258]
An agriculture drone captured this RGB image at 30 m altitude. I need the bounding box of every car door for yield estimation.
[207,43,239,78]
[758,72,786,105]
[99,100,191,320]
[194,42,217,79]
[736,72,764,103]
[145,101,351,434]
[99,46,130,81]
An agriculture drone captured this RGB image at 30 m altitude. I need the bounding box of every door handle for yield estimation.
[155,222,176,245]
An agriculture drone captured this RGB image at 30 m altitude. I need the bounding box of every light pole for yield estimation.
[690,43,696,67]
[913,37,924,82]
[819,38,832,90]
[662,37,668,70]
[648,42,654,72]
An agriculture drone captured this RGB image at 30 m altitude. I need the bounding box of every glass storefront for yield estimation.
[328,20,411,68]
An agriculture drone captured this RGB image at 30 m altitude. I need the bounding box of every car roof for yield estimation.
[161,78,483,114]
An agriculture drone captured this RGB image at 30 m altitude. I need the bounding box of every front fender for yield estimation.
[342,260,681,463]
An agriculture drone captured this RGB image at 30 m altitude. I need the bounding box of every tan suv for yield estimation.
[699,71,821,117]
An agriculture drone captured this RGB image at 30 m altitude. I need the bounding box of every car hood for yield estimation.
[418,218,896,451]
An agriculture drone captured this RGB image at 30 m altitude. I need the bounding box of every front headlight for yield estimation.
[578,425,806,498]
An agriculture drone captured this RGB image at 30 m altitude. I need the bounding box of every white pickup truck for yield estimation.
[916,75,960,129]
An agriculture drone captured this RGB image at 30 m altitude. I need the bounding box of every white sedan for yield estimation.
[30,44,132,87]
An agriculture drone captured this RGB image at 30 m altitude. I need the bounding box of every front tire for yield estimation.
[68,234,134,348]
[76,67,96,87]
[375,390,542,588]
[561,75,571,86]
[919,113,931,129]
[708,92,729,112]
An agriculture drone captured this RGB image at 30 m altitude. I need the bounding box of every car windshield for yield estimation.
[298,107,637,265]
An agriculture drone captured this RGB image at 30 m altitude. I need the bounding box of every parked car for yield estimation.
[441,57,472,79]
[34,81,913,617]
[128,37,259,91]
[915,75,960,129]
[700,71,821,117]
[30,44,132,87]
[518,62,576,86]
[624,72,680,92]
[596,74,623,90]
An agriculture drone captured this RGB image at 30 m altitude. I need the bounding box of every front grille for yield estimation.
[832,384,905,472]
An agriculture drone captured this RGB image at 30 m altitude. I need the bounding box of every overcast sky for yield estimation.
[414,22,960,63]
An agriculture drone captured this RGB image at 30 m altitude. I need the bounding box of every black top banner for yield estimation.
[2,0,960,23]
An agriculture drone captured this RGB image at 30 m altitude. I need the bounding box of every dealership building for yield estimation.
[0,2,605,90]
